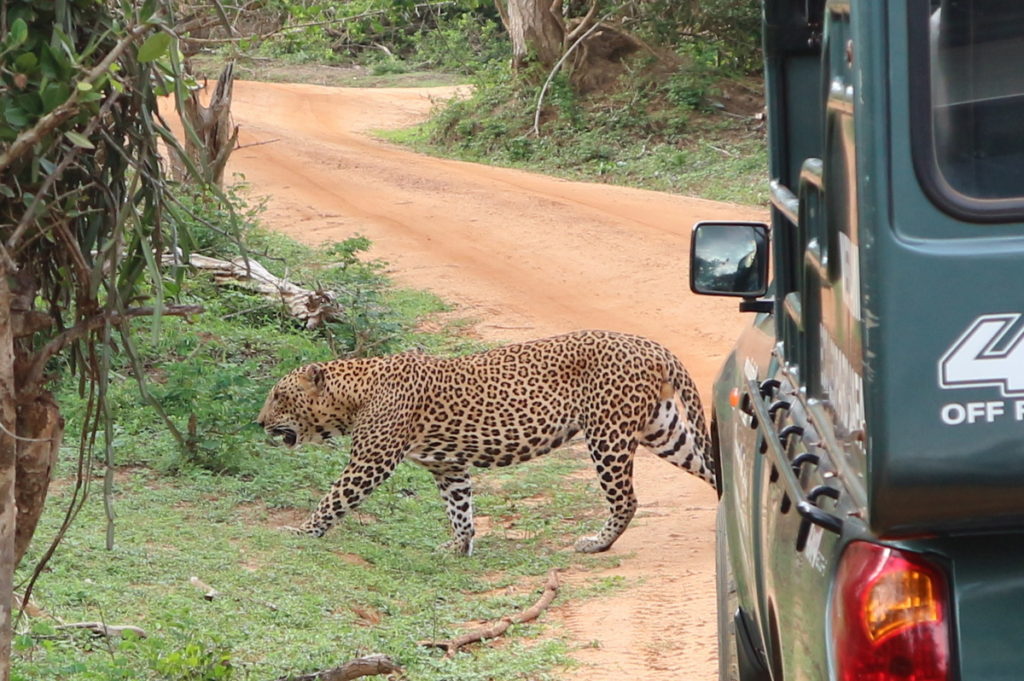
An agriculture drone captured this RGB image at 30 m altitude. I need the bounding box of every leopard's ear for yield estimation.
[307,363,326,391]
[297,363,326,396]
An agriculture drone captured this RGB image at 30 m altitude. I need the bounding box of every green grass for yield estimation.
[384,119,767,206]
[13,191,621,681]
[15,443,616,680]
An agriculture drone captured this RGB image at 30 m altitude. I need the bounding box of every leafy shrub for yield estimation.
[664,68,719,112]
[218,0,505,74]
[628,0,763,72]
[168,184,262,258]
[367,54,409,75]
[412,12,509,73]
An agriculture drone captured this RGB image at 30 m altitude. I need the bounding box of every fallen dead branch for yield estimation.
[166,253,338,329]
[270,654,402,681]
[419,569,560,658]
[16,592,146,639]
[57,621,147,639]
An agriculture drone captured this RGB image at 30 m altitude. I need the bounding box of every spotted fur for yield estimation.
[257,330,716,555]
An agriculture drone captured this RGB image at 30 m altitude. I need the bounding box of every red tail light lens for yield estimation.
[831,541,952,681]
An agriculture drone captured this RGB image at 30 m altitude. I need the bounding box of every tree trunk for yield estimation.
[503,0,566,69]
[14,394,61,567]
[175,62,239,187]
[0,270,18,681]
[0,268,63,681]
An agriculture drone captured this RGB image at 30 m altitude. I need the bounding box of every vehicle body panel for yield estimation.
[696,1,1024,679]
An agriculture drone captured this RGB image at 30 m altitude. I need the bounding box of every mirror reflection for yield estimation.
[691,223,768,296]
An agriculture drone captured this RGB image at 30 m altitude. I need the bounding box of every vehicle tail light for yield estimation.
[831,541,952,681]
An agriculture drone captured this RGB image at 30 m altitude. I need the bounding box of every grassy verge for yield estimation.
[16,445,616,680]
[13,188,617,681]
[379,63,768,206]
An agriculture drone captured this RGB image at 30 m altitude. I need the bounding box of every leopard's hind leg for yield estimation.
[640,383,716,490]
[574,433,639,553]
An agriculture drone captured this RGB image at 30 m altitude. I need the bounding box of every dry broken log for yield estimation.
[189,575,221,601]
[420,569,560,658]
[270,654,401,681]
[166,253,338,329]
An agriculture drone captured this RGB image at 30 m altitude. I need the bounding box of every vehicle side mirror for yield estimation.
[689,221,770,300]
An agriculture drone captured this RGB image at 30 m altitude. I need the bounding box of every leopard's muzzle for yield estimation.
[269,426,298,447]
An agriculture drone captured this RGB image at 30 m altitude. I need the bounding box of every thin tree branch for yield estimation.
[533,14,611,136]
[564,0,599,46]
[235,138,279,150]
[207,0,237,37]
[10,87,117,273]
[0,242,16,275]
[269,655,401,681]
[0,422,54,444]
[548,0,567,40]
[420,569,560,657]
[493,0,510,32]
[22,305,202,389]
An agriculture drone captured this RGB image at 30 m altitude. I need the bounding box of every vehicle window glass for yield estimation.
[927,1,1024,202]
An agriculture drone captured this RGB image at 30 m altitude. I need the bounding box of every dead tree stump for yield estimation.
[175,62,239,187]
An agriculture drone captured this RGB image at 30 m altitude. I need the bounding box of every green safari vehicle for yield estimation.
[689,1,1024,680]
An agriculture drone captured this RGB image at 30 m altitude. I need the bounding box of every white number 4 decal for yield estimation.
[939,314,1024,396]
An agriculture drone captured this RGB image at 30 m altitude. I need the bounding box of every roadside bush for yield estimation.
[52,187,422,475]
[407,50,766,205]
[626,0,762,72]
[203,0,504,74]
[169,184,261,258]
[411,12,509,73]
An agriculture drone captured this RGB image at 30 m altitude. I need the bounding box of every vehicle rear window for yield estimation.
[912,1,1024,219]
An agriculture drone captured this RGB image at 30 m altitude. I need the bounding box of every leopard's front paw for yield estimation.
[281,524,324,537]
[574,535,611,554]
[436,537,474,556]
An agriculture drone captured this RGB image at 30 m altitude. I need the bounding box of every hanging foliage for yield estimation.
[0,2,238,676]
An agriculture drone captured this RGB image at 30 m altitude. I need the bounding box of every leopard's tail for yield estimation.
[639,353,718,491]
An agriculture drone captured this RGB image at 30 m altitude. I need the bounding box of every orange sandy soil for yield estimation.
[224,80,766,680]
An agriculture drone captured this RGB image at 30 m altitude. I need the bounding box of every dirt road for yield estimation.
[226,80,766,680]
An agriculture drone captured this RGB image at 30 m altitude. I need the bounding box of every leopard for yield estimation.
[257,330,717,555]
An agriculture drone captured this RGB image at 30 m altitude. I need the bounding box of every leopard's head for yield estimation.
[258,363,331,447]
